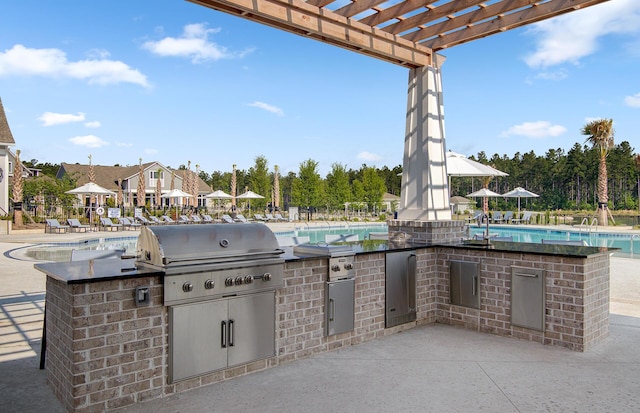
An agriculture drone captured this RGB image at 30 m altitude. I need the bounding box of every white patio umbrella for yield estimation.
[502,187,539,217]
[446,151,508,177]
[161,189,193,221]
[236,190,264,216]
[467,188,503,215]
[66,182,116,228]
[205,190,234,218]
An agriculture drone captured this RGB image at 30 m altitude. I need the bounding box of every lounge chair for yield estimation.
[221,214,235,224]
[118,217,141,230]
[254,214,269,222]
[67,218,90,233]
[512,211,533,224]
[148,216,165,225]
[274,213,287,222]
[265,213,275,221]
[491,211,504,224]
[99,217,123,232]
[178,215,192,224]
[191,215,203,224]
[234,214,250,223]
[161,215,176,224]
[201,214,215,223]
[45,219,70,233]
[502,211,514,224]
[136,216,155,225]
[465,210,483,224]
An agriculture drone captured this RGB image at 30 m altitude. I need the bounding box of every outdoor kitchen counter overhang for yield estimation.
[35,239,616,283]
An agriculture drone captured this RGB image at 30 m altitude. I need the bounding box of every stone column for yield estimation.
[398,59,451,222]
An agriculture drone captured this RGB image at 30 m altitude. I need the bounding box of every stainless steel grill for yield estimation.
[137,223,284,305]
[137,223,285,382]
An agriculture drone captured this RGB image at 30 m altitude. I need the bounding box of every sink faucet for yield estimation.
[480,213,490,243]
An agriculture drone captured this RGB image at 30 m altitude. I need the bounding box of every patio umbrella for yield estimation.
[66,182,116,227]
[236,190,264,216]
[467,188,502,214]
[446,151,508,177]
[502,187,539,217]
[161,189,193,221]
[205,190,234,218]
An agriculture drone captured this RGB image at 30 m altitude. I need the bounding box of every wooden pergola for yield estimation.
[190,0,609,67]
[189,0,611,222]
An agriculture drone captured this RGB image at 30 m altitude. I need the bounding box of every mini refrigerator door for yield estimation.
[385,251,417,328]
[326,278,355,336]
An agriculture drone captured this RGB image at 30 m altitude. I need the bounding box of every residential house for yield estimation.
[57,162,212,209]
[0,98,15,214]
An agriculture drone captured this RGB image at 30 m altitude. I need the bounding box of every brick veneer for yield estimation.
[44,245,610,412]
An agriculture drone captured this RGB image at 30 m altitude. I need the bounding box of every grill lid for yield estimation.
[137,223,283,269]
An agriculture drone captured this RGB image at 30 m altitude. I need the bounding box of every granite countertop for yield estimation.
[35,258,162,284]
[445,239,615,257]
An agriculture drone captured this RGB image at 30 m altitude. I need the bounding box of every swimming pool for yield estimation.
[469,226,640,258]
[280,223,389,243]
[23,236,139,262]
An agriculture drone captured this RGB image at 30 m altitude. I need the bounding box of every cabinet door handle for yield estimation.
[221,320,227,348]
[329,299,335,321]
[472,275,478,296]
[408,253,417,310]
[228,319,234,347]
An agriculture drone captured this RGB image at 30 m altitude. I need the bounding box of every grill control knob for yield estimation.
[204,279,215,289]
[182,282,193,293]
[331,265,341,272]
[261,272,272,282]
[344,263,354,270]
[234,276,244,286]
[225,277,234,287]
[244,275,254,284]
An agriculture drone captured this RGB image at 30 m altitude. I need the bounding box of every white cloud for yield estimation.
[500,121,567,139]
[624,93,640,107]
[115,141,133,147]
[68,134,108,148]
[84,121,101,128]
[357,151,383,162]
[248,101,284,116]
[524,0,640,68]
[142,23,252,63]
[38,111,85,126]
[0,44,150,87]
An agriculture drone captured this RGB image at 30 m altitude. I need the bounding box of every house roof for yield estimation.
[58,162,211,193]
[450,196,473,204]
[0,97,16,145]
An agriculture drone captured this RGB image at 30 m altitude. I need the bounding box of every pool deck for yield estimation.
[1,223,639,412]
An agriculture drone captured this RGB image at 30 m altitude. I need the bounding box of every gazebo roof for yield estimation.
[0,97,16,145]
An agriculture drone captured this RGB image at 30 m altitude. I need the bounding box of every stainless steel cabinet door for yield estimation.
[326,279,355,336]
[169,299,228,382]
[227,291,276,367]
[385,251,417,327]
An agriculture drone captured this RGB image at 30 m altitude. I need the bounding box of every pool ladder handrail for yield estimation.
[631,234,640,257]
[579,217,598,233]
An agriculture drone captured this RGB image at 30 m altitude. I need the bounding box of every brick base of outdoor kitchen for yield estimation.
[44,242,610,412]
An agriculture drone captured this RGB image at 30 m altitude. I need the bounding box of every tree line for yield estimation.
[18,138,640,218]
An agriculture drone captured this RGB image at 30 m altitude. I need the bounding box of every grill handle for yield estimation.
[221,320,227,348]
[162,250,284,265]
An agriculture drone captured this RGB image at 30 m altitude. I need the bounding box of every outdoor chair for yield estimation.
[234,214,250,223]
[265,213,276,221]
[201,214,215,223]
[161,215,176,224]
[45,219,70,233]
[118,217,141,230]
[221,214,235,224]
[191,215,203,224]
[254,214,269,221]
[136,216,155,225]
[512,211,533,224]
[465,210,482,224]
[149,216,165,225]
[99,217,123,232]
[502,211,514,223]
[67,218,90,233]
[274,213,287,221]
[491,211,504,224]
[178,215,192,224]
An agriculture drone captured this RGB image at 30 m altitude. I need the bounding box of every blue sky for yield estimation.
[1,0,639,177]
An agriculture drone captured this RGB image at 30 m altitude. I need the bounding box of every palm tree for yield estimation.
[581,119,614,225]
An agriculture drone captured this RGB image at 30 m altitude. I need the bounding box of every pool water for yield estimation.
[469,226,640,258]
[24,237,139,262]
[284,223,388,243]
